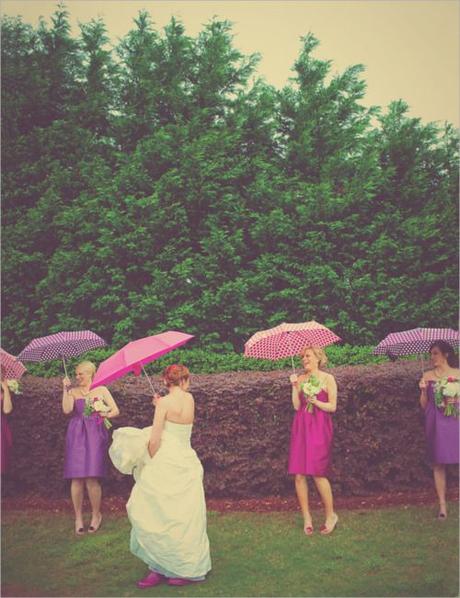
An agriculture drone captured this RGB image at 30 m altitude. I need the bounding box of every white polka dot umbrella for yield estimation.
[373,327,459,373]
[244,321,341,370]
[0,348,27,380]
[18,330,107,376]
[373,328,459,357]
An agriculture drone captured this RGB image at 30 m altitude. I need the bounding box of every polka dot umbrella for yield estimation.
[373,327,459,371]
[0,348,27,380]
[244,321,341,371]
[18,330,107,376]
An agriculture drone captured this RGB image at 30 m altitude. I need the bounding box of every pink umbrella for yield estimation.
[0,349,27,380]
[373,327,459,371]
[90,331,194,392]
[244,321,341,371]
[18,330,107,377]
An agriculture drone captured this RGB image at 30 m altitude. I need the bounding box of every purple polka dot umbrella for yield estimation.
[373,328,459,356]
[0,348,27,380]
[18,330,107,376]
[373,327,459,371]
[244,321,341,371]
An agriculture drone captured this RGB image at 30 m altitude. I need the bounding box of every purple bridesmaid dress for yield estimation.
[64,398,109,478]
[424,381,459,464]
[1,397,13,474]
[288,388,333,476]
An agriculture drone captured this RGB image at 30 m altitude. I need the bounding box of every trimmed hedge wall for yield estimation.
[3,361,457,498]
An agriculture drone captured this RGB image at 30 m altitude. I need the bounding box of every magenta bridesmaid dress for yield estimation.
[288,387,333,476]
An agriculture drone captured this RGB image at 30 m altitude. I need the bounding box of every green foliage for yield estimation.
[1,7,458,355]
[23,344,390,378]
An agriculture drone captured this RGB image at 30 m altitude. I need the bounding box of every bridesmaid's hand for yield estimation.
[152,393,161,407]
[63,376,71,390]
[290,374,298,387]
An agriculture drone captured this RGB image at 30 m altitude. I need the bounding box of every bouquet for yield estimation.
[434,377,460,418]
[83,397,112,429]
[6,380,22,394]
[301,375,323,413]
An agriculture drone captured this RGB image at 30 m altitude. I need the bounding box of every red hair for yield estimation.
[162,364,190,387]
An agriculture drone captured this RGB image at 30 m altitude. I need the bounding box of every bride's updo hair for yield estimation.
[163,364,190,387]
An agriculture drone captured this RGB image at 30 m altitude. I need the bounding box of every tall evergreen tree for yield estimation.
[1,9,458,353]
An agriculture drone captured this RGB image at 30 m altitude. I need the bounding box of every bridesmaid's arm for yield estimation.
[290,374,300,410]
[419,376,429,410]
[310,375,337,413]
[148,402,167,458]
[62,377,74,414]
[100,387,120,419]
[1,381,13,414]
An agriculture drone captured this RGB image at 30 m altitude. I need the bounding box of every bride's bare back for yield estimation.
[161,389,195,425]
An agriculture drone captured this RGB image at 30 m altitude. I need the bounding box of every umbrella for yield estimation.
[18,330,107,376]
[0,349,27,380]
[90,330,194,392]
[373,327,459,371]
[244,321,341,371]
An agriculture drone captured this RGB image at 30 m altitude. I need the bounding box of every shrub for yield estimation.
[4,361,456,498]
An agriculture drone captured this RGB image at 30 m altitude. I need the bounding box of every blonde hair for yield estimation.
[76,360,97,380]
[299,346,328,368]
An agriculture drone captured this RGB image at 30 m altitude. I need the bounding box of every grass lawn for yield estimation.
[1,504,458,597]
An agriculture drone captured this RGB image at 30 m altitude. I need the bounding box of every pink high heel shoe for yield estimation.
[167,578,199,586]
[303,522,314,536]
[320,513,339,535]
[88,514,102,534]
[136,571,165,588]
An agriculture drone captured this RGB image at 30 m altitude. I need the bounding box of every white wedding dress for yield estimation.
[109,421,211,580]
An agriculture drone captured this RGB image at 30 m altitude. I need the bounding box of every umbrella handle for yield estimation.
[62,356,69,378]
[141,364,157,395]
[288,333,296,374]
[419,353,425,376]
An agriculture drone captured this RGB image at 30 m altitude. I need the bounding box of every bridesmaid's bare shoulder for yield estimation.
[321,371,335,381]
[422,370,436,381]
[319,371,335,386]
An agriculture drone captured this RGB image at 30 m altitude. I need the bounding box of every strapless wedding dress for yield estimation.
[109,421,211,579]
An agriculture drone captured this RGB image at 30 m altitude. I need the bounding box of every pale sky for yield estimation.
[2,0,459,127]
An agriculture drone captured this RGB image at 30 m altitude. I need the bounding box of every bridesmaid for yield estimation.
[419,340,459,519]
[1,374,13,475]
[62,360,119,535]
[288,346,338,535]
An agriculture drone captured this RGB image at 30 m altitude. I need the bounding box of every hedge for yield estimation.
[2,361,457,498]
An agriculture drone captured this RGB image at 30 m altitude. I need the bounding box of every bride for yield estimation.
[109,364,211,588]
